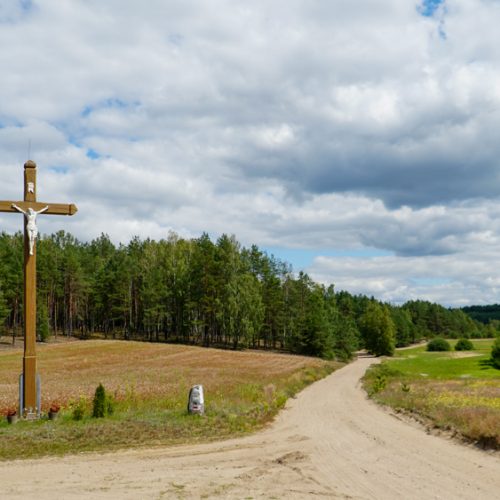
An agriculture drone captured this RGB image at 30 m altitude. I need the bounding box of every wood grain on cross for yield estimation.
[0,160,77,416]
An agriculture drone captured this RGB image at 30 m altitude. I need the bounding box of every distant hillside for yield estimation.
[461,304,500,324]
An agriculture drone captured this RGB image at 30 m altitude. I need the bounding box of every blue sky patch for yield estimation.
[168,33,184,46]
[410,277,451,286]
[86,149,100,160]
[81,106,93,118]
[81,99,139,118]
[419,0,444,17]
[103,98,128,109]
[48,166,69,174]
[0,0,34,23]
[264,247,393,272]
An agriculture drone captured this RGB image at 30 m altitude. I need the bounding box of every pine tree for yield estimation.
[359,302,396,356]
[92,383,107,418]
[36,299,50,342]
[0,287,9,335]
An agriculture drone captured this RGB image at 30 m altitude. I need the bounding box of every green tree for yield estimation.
[163,233,192,342]
[92,383,111,418]
[359,302,395,356]
[0,287,9,335]
[190,233,219,346]
[225,272,264,349]
[0,232,23,342]
[37,299,50,342]
[390,307,414,347]
[490,337,500,369]
[332,315,359,361]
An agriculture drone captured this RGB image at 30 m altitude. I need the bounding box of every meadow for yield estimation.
[0,338,339,460]
[363,339,500,449]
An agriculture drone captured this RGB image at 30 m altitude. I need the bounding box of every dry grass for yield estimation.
[377,379,500,447]
[0,338,330,412]
[0,338,339,459]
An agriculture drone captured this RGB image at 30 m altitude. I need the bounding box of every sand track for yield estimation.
[2,356,499,499]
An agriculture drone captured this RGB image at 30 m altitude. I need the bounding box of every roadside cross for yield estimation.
[0,160,77,417]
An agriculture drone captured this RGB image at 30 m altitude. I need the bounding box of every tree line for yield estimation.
[0,231,492,359]
[461,304,500,325]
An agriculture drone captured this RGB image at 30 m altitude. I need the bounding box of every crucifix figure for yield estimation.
[11,204,49,255]
[0,160,77,418]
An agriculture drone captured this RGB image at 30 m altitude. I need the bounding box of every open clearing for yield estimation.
[364,339,500,448]
[0,338,331,413]
[0,339,335,458]
[1,356,499,499]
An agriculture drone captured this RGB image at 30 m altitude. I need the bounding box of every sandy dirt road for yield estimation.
[2,356,499,499]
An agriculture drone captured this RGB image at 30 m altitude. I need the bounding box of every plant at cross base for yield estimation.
[49,403,60,413]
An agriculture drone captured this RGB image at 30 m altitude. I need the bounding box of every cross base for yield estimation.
[23,409,39,421]
[19,373,41,418]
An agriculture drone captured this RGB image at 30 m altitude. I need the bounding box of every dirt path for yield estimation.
[2,357,499,499]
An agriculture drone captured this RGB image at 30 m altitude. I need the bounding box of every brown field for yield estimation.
[0,337,338,459]
[0,337,330,414]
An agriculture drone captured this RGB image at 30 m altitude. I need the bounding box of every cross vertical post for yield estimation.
[23,161,38,414]
[0,160,77,418]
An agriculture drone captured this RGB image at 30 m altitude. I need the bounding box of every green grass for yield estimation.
[363,339,500,449]
[389,339,497,379]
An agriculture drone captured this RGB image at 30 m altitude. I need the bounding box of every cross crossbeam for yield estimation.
[0,160,77,418]
[0,201,78,216]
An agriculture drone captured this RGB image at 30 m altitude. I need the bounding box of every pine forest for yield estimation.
[0,231,492,360]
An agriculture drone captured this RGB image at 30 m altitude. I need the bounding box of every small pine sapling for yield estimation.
[92,383,107,418]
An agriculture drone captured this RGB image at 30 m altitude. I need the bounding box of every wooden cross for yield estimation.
[0,160,77,417]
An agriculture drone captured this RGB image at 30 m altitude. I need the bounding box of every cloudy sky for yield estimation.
[1,0,500,306]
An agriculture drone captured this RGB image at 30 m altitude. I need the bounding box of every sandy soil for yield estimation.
[2,356,499,499]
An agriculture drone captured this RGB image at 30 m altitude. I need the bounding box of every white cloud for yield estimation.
[308,249,500,307]
[1,1,500,305]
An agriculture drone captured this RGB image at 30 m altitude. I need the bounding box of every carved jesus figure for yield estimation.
[11,204,49,255]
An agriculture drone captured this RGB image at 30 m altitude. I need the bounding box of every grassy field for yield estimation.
[363,339,500,449]
[0,338,339,460]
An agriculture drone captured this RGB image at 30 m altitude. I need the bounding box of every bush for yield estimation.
[427,337,451,352]
[71,397,86,421]
[92,383,114,418]
[364,363,401,396]
[106,396,115,416]
[92,383,107,418]
[491,337,500,369]
[455,338,474,351]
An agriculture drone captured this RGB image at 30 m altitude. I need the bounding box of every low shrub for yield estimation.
[363,363,401,396]
[491,337,500,369]
[427,338,451,352]
[71,397,86,421]
[106,396,115,416]
[455,338,474,351]
[92,383,114,418]
[92,383,106,418]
